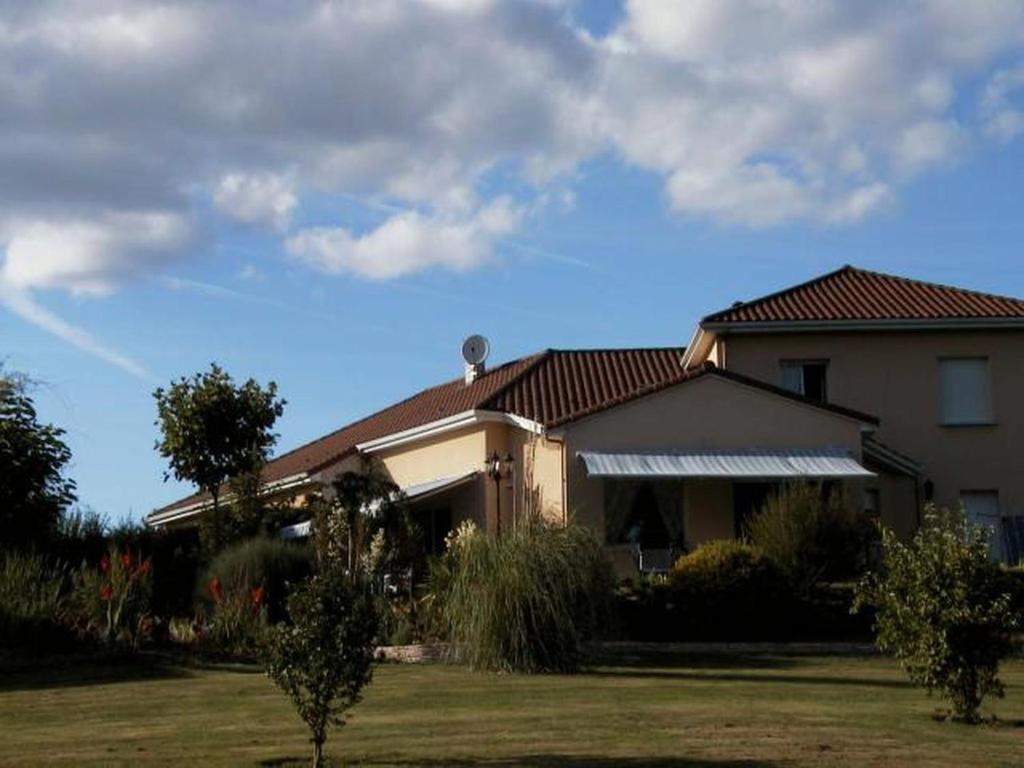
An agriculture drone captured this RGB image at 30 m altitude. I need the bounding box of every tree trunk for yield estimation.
[312,736,324,768]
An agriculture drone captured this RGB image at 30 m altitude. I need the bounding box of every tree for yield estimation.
[153,364,284,554]
[309,458,408,580]
[0,372,77,550]
[263,562,378,767]
[854,505,1019,722]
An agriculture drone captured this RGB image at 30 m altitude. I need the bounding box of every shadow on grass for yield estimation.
[588,667,910,690]
[588,650,800,672]
[261,756,776,767]
[0,650,193,693]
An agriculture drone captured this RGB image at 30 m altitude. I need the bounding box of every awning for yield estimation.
[578,449,874,480]
[279,471,479,540]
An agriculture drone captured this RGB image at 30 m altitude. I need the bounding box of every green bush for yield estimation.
[746,482,874,587]
[430,519,614,673]
[667,540,792,640]
[855,506,1020,722]
[200,536,313,622]
[0,551,75,650]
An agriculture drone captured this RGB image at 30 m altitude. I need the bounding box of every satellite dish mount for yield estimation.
[462,335,490,384]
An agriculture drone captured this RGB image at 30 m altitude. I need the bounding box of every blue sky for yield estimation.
[2,1,1024,519]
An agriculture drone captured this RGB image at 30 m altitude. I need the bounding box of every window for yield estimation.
[780,360,828,403]
[939,358,992,425]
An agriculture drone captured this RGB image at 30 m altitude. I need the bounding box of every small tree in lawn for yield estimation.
[854,505,1019,722]
[263,562,378,768]
[153,364,284,556]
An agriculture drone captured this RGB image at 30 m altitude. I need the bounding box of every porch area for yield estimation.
[578,449,876,578]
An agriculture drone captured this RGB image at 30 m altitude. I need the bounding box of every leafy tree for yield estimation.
[0,372,77,550]
[854,506,1020,722]
[263,562,378,767]
[153,364,284,555]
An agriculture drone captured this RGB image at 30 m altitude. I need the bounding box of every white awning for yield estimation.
[578,449,874,479]
[279,471,479,540]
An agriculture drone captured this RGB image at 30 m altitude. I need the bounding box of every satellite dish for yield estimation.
[462,335,490,366]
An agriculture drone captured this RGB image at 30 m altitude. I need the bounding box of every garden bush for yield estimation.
[0,550,76,650]
[666,540,793,640]
[855,505,1020,722]
[430,519,614,673]
[746,481,874,587]
[199,536,313,622]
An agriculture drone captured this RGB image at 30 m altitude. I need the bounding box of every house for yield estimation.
[147,265,1024,567]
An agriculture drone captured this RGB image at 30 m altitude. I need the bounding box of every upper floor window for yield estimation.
[780,360,828,403]
[939,357,992,425]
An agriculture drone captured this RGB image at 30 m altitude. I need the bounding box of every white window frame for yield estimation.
[938,357,993,426]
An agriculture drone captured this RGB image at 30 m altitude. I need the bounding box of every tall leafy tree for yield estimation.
[153,364,285,551]
[0,372,77,550]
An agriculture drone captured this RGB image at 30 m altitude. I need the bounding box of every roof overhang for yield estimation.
[862,438,922,478]
[578,449,875,480]
[356,409,544,454]
[146,472,315,528]
[702,317,1024,334]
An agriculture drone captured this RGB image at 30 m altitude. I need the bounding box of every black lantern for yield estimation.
[487,450,515,533]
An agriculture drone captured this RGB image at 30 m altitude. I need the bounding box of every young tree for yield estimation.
[309,458,407,579]
[263,562,378,767]
[0,372,77,550]
[854,505,1020,722]
[153,364,284,554]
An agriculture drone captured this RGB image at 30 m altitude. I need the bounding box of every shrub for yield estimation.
[430,518,614,673]
[854,506,1020,722]
[0,551,75,650]
[200,536,312,622]
[667,540,791,640]
[746,482,874,587]
[202,570,269,658]
[263,562,378,768]
[73,546,153,650]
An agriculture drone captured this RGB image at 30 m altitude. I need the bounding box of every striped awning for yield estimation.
[578,449,874,479]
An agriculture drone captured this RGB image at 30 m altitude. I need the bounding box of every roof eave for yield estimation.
[703,317,1024,334]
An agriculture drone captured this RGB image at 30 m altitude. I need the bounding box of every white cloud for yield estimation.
[286,197,522,280]
[213,172,297,231]
[982,65,1024,143]
[0,0,1020,298]
[0,212,190,296]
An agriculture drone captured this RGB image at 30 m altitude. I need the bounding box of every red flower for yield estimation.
[250,586,266,613]
[99,583,113,602]
[208,576,223,603]
[121,552,133,570]
[138,559,152,577]
[99,555,110,574]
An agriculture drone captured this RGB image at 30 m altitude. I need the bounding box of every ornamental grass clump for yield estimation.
[854,505,1020,723]
[0,550,73,649]
[431,518,614,673]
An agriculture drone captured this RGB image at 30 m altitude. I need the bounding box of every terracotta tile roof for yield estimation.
[704,265,1024,325]
[151,347,877,519]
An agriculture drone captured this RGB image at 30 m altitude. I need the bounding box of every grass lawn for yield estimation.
[0,648,1022,767]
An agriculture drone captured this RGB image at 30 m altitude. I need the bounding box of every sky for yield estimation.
[2,0,1024,520]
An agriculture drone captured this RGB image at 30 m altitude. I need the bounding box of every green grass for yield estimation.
[0,649,1022,766]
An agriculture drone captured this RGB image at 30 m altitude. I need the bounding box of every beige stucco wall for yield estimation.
[684,480,734,547]
[559,374,867,543]
[721,329,1024,520]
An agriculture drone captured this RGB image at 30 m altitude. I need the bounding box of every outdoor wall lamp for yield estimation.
[487,450,515,534]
